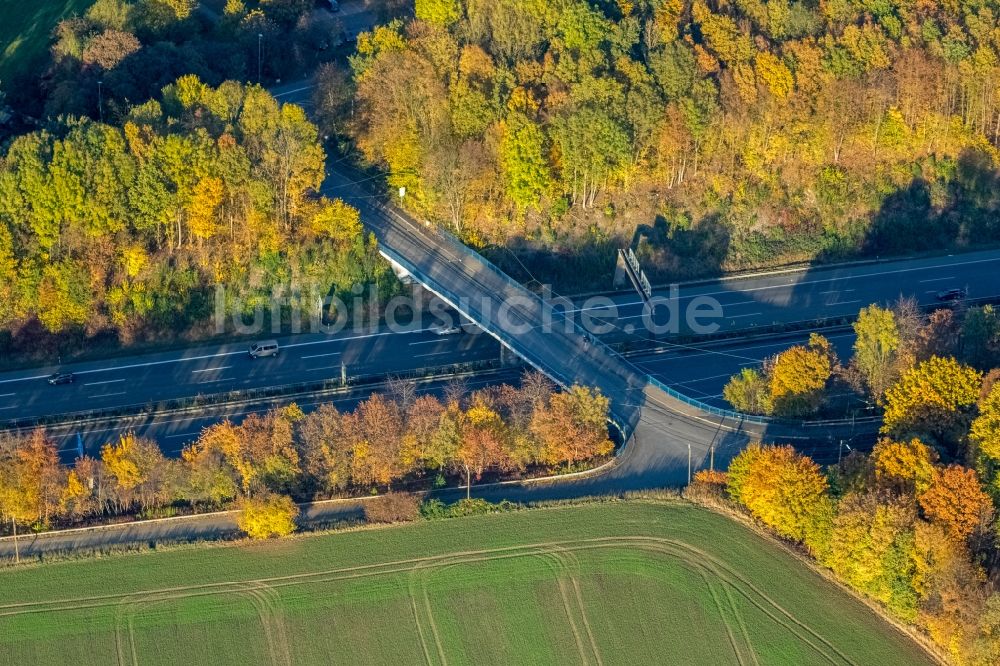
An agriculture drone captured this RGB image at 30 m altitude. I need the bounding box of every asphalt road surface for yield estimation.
[1,250,993,423]
[0,330,858,464]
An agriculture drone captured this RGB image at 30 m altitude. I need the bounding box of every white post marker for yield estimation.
[398,186,406,203]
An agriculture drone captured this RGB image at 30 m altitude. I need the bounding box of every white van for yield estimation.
[248,340,280,359]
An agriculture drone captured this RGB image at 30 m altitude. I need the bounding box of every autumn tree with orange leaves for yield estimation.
[531,386,614,468]
[918,465,993,543]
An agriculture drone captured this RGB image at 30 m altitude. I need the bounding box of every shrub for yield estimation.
[236,493,299,539]
[419,497,521,519]
[685,469,730,506]
[449,498,521,516]
[364,492,422,524]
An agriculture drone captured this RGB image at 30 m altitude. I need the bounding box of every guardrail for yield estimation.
[0,358,505,432]
[337,161,974,438]
[645,375,880,429]
[646,376,771,425]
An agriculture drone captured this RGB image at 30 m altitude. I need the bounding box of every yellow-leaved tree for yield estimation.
[531,385,613,468]
[882,356,981,446]
[237,492,299,539]
[970,382,1000,462]
[726,443,833,556]
[768,334,835,417]
[871,438,937,495]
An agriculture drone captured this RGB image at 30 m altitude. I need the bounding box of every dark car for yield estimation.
[47,372,75,385]
[936,288,966,302]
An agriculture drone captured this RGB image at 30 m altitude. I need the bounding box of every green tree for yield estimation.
[723,367,771,415]
[416,0,462,27]
[825,492,918,621]
[552,106,630,208]
[962,305,1000,369]
[853,304,902,401]
[499,113,551,210]
[36,260,94,333]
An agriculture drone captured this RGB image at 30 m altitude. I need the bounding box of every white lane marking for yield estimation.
[198,378,232,385]
[0,393,14,398]
[191,366,230,374]
[165,432,201,440]
[574,297,760,317]
[272,84,316,98]
[84,379,125,387]
[826,300,861,306]
[306,365,342,372]
[283,329,425,350]
[4,254,999,386]
[688,258,1000,299]
[301,351,342,360]
[726,312,763,319]
[560,256,1000,315]
[918,276,955,283]
[95,392,127,398]
[818,289,856,295]
[0,373,49,384]
[674,371,753,384]
[410,338,446,346]
[0,406,16,410]
[414,350,454,358]
[0,329,427,386]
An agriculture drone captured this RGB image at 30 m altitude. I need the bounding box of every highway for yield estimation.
[0,330,858,462]
[324,166,887,487]
[0,250,993,423]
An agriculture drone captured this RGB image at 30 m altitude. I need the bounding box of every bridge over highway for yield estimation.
[322,168,872,485]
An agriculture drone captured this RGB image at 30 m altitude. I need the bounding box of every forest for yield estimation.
[0,0,406,357]
[0,374,612,531]
[329,0,1000,287]
[709,300,1000,664]
[0,75,391,355]
[4,0,1000,346]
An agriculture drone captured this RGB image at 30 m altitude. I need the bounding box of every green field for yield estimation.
[0,501,934,665]
[0,0,90,83]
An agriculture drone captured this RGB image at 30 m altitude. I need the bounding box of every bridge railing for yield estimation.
[374,236,569,385]
[645,376,771,425]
